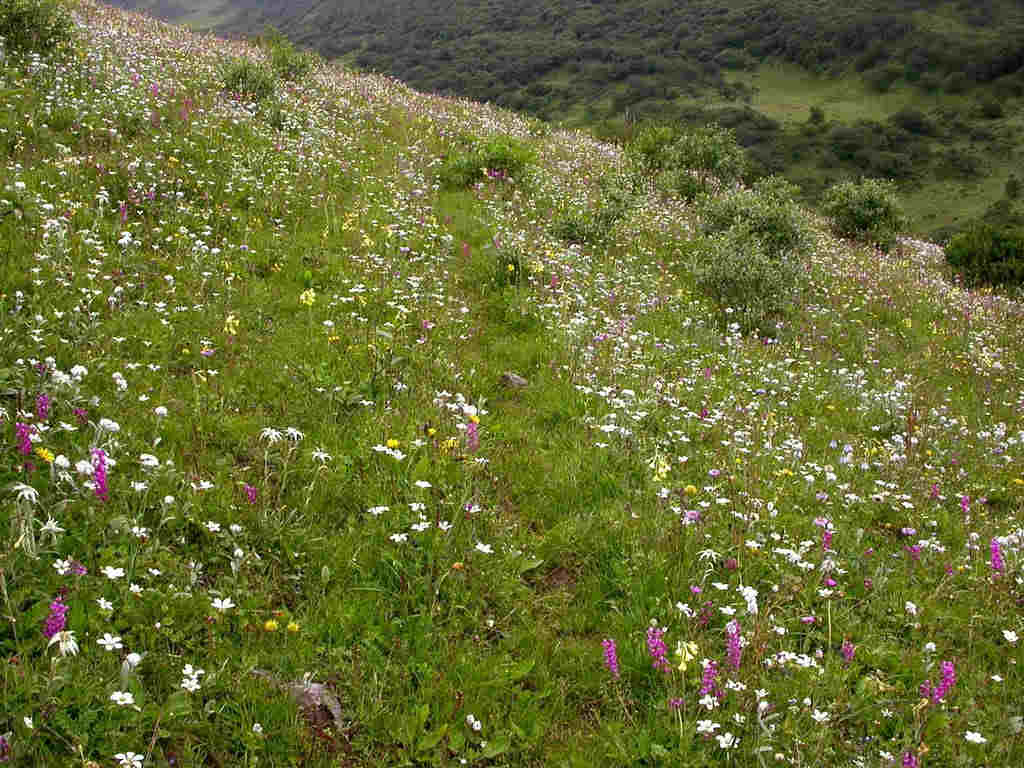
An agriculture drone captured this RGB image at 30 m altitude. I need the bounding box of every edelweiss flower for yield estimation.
[259,427,283,444]
[11,483,39,504]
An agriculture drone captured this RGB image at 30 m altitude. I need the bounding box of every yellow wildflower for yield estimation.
[35,447,54,464]
[676,640,699,672]
[264,619,278,632]
[287,621,300,633]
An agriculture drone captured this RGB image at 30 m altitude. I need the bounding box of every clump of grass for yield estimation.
[264,27,318,82]
[438,134,536,188]
[220,57,276,101]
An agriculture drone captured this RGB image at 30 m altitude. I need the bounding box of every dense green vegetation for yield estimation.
[105,0,1024,240]
[3,1,1024,765]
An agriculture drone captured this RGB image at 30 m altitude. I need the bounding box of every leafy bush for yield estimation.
[220,58,276,102]
[821,178,908,251]
[699,176,815,259]
[438,135,535,189]
[627,121,746,200]
[625,121,678,172]
[664,122,746,190]
[944,225,1024,287]
[0,0,73,54]
[693,223,807,334]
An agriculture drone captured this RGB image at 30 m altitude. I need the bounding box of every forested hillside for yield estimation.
[107,0,1024,238]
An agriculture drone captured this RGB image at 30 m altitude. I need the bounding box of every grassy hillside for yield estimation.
[105,0,1024,240]
[3,1,1024,766]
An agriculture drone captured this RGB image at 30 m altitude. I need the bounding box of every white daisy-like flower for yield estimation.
[474,542,493,554]
[98,633,123,651]
[964,731,987,744]
[211,597,235,612]
[110,691,135,707]
[716,732,738,749]
[114,751,144,768]
[102,566,125,580]
[1003,629,1019,644]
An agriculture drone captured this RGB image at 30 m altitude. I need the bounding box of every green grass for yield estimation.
[1,2,1024,767]
[719,63,948,125]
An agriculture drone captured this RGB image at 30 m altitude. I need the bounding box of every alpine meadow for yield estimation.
[2,1,1024,767]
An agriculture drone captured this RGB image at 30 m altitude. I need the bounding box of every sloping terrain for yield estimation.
[106,0,1024,239]
[2,2,1024,766]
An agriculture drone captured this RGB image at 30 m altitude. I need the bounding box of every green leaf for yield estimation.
[517,557,544,575]
[507,658,535,682]
[418,723,448,751]
[481,733,510,759]
[163,690,192,718]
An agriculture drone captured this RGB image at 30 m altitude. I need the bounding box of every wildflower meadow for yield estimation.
[1,2,1023,766]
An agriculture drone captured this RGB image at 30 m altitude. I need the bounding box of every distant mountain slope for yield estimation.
[106,0,1024,239]
[107,0,1024,111]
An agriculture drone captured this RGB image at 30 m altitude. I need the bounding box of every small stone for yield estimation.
[500,372,529,388]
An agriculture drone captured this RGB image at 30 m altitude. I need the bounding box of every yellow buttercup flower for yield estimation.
[287,621,299,633]
[35,447,55,464]
[264,619,278,632]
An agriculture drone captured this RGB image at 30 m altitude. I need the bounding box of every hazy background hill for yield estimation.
[107,0,1024,239]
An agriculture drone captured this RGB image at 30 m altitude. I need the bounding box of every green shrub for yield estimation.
[699,176,815,259]
[627,121,746,199]
[220,58,276,102]
[665,122,746,190]
[625,121,679,172]
[945,225,1024,287]
[821,178,908,251]
[438,135,535,189]
[693,223,807,334]
[0,0,73,55]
